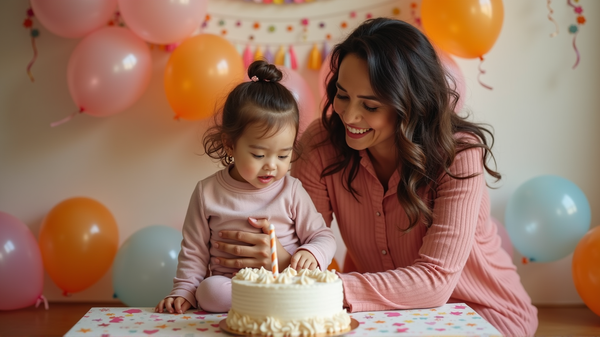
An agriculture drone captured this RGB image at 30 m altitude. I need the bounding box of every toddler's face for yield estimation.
[228,122,296,189]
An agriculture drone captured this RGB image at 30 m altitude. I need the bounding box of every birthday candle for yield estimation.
[269,224,279,277]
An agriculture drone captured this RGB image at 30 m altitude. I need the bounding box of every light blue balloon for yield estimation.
[112,225,182,307]
[505,175,591,263]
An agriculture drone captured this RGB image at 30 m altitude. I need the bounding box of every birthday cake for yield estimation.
[225,267,351,336]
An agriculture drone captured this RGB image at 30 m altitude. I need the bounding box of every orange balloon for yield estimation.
[39,197,119,294]
[421,0,504,59]
[327,258,340,272]
[572,226,600,317]
[164,34,244,120]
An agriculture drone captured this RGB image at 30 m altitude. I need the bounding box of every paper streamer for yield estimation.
[546,0,559,37]
[477,56,493,90]
[567,0,586,69]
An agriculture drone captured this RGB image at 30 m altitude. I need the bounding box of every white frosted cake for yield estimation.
[226,267,351,336]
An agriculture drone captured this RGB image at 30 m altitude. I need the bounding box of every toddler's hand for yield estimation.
[155,296,192,314]
[290,250,318,270]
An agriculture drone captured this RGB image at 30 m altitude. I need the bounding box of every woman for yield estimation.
[214,18,538,336]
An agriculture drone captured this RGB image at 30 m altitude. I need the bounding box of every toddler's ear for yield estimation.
[221,134,233,155]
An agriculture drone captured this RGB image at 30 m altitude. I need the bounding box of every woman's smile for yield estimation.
[346,125,373,139]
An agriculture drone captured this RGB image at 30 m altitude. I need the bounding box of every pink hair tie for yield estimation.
[250,75,271,83]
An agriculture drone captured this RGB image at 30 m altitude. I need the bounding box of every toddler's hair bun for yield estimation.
[247,60,283,83]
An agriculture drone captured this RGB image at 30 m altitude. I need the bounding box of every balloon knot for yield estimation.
[35,295,49,310]
[50,108,85,127]
[62,290,72,297]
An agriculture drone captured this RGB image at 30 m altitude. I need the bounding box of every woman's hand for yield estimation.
[155,296,191,314]
[213,217,292,271]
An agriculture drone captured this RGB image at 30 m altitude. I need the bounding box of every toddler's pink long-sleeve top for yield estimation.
[291,121,538,336]
[169,165,337,308]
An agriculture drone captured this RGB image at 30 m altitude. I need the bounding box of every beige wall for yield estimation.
[1,0,598,304]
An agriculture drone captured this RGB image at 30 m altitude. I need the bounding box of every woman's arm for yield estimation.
[214,217,292,271]
[337,147,486,312]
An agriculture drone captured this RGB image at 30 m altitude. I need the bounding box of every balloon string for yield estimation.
[35,295,49,310]
[546,0,559,37]
[571,31,580,69]
[477,56,493,90]
[50,108,84,127]
[26,35,38,82]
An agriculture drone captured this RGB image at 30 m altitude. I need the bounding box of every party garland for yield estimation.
[229,0,324,3]
[201,0,404,70]
[547,0,587,69]
[22,0,589,83]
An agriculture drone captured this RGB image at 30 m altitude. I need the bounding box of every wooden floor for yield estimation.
[0,303,599,336]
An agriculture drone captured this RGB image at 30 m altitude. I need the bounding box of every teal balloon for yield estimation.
[505,175,591,263]
[112,225,182,306]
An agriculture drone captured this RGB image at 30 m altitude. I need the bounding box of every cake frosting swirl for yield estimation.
[226,267,351,336]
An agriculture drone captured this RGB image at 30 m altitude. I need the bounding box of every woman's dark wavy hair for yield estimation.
[203,60,301,166]
[320,18,501,231]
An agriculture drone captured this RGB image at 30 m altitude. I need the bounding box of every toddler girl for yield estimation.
[155,60,336,314]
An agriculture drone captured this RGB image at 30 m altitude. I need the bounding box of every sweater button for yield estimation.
[381,250,387,255]
[376,211,381,216]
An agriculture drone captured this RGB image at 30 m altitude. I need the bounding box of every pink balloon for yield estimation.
[492,217,514,258]
[30,0,117,39]
[279,66,316,137]
[67,26,152,117]
[118,0,208,45]
[437,50,466,112]
[0,212,44,311]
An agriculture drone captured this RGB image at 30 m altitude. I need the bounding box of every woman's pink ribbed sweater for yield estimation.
[291,121,538,336]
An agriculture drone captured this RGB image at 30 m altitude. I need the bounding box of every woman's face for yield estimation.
[333,53,398,155]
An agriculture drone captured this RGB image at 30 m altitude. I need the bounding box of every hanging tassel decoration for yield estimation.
[283,48,292,68]
[288,45,298,70]
[236,43,244,56]
[264,45,274,63]
[322,40,330,62]
[254,45,264,61]
[307,43,322,70]
[242,44,253,69]
[274,45,286,65]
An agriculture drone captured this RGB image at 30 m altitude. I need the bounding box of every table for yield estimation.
[64,303,501,336]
